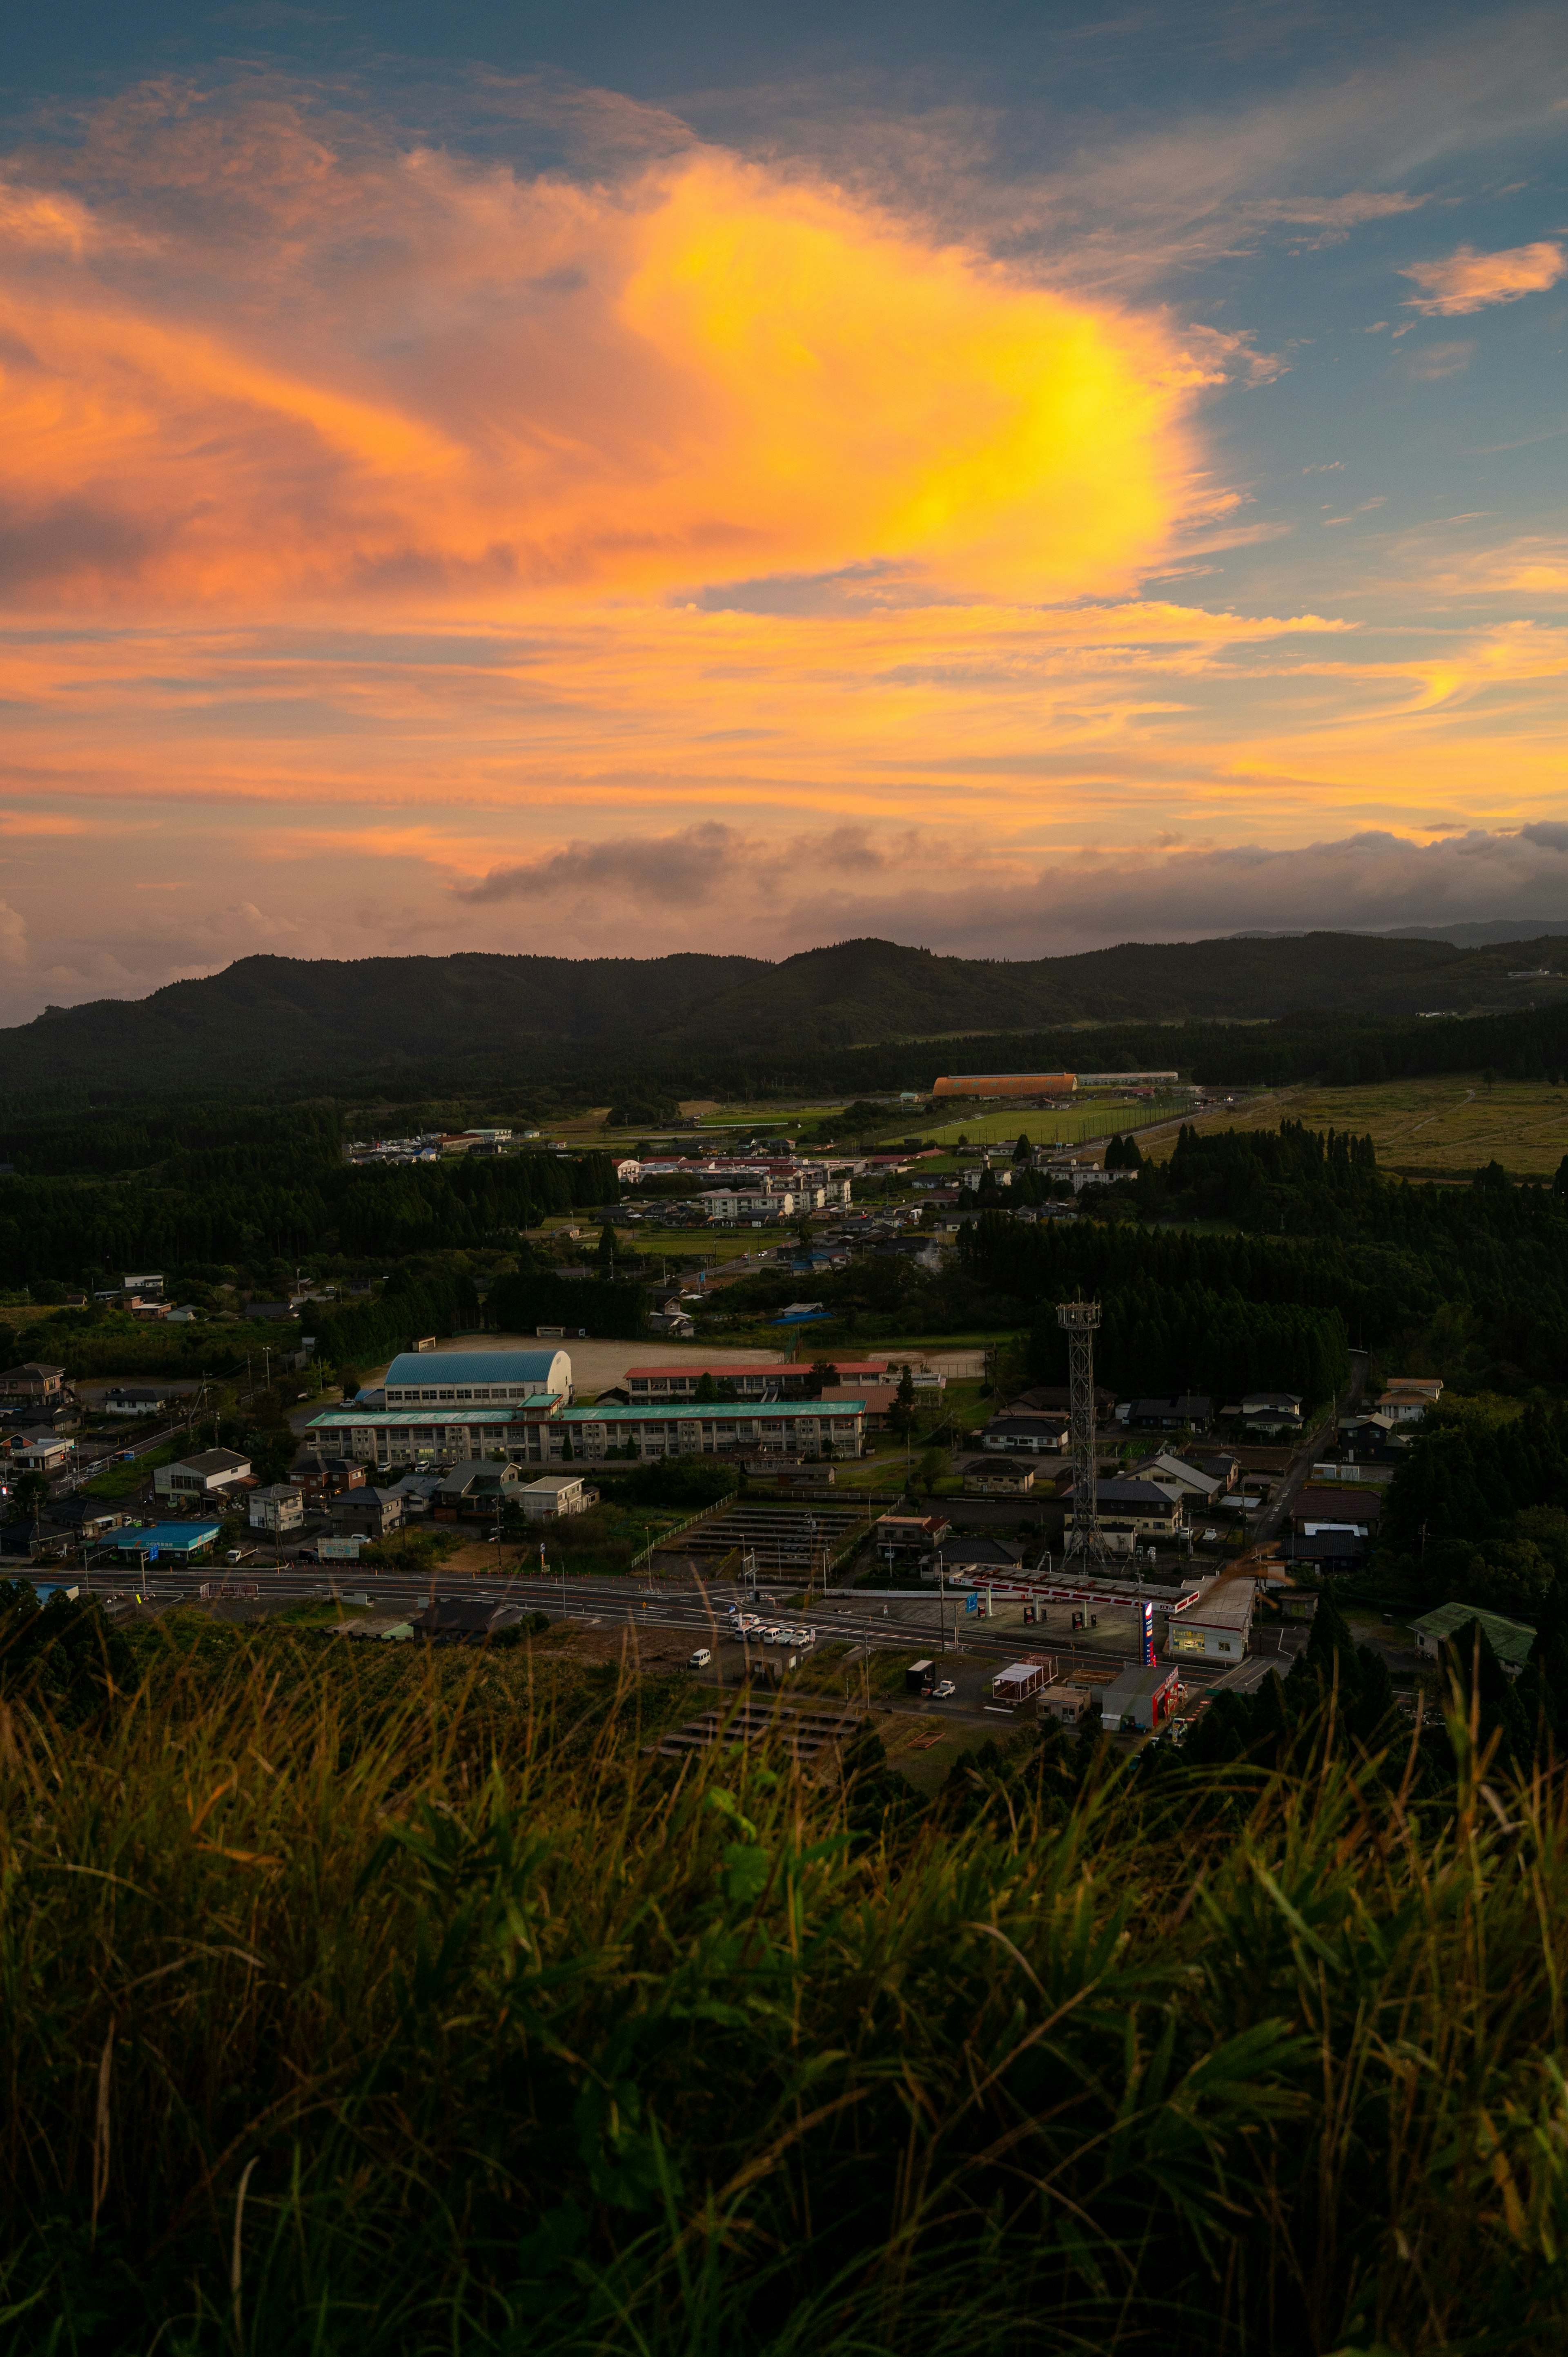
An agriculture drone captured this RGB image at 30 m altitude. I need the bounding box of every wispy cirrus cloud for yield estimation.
[1401,238,1567,315]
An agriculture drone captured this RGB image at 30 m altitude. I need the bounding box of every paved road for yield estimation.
[68,1560,1248,1692]
[1253,1347,1370,1551]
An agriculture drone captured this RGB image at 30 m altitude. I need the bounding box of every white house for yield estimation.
[518,1472,594,1519]
[156,1447,253,1501]
[248,1483,305,1533]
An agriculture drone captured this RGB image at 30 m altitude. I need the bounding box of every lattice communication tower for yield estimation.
[1057,1298,1108,1569]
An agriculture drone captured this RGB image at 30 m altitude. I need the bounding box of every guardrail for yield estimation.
[629,1505,720,1570]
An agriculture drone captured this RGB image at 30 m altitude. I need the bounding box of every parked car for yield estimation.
[932,1679,957,1701]
[688,1647,712,1668]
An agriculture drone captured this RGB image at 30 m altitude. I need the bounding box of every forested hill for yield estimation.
[5,930,1568,1099]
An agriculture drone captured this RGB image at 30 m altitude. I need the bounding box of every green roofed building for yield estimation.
[1409,1601,1535,1673]
[559,1399,866,1462]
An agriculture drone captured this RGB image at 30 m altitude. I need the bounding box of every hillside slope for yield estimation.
[3,931,1565,1098]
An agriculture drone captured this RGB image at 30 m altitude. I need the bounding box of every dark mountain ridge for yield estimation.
[5,931,1567,1100]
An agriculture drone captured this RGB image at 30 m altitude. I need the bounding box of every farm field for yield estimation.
[1177,1073,1568,1176]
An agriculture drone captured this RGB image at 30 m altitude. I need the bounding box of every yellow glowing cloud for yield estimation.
[0,135,1205,613]
[1400,240,1566,316]
[619,159,1204,596]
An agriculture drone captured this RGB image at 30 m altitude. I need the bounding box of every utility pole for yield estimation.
[1058,1299,1108,1572]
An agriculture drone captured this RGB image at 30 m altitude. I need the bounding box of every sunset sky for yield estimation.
[1,0,1566,1018]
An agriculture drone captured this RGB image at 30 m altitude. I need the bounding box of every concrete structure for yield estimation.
[624,1359,887,1403]
[155,1447,252,1501]
[305,1397,564,1469]
[1100,1663,1181,1733]
[381,1348,573,1405]
[248,1483,304,1534]
[555,1399,866,1461]
[1166,1577,1256,1662]
[517,1472,594,1519]
[1410,1601,1533,1672]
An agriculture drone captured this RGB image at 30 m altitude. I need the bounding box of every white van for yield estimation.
[688,1647,712,1668]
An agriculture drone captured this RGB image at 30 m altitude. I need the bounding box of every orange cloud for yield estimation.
[1401,239,1566,315]
[0,110,1212,615]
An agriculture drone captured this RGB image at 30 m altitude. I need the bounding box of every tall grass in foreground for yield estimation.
[4,1629,1568,2355]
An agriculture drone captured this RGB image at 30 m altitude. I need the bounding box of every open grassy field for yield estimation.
[923,1094,1191,1150]
[1178,1072,1568,1176]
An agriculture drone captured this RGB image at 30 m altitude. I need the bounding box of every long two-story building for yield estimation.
[557,1399,866,1461]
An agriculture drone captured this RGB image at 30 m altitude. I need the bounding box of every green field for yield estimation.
[1179,1073,1568,1176]
[924,1093,1192,1150]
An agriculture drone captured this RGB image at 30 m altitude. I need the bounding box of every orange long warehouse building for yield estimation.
[931,1073,1076,1098]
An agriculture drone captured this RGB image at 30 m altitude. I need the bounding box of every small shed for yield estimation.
[1038,1684,1093,1726]
[991,1661,1049,1707]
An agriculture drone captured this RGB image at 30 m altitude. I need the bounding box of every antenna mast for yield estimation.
[1057,1299,1107,1570]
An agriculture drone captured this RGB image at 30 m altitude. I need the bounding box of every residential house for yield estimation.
[327,1487,405,1539]
[103,1385,170,1417]
[963,1462,1036,1496]
[248,1483,305,1534]
[931,1534,1025,1578]
[1009,1385,1116,1421]
[292,1456,366,1498]
[1377,1378,1443,1424]
[873,1512,952,1555]
[516,1472,595,1520]
[1129,1452,1227,1505]
[434,1460,525,1517]
[1291,1485,1382,1539]
[0,1363,68,1405]
[1286,1531,1368,1572]
[13,1431,73,1473]
[1125,1396,1214,1434]
[154,1447,253,1502]
[1062,1476,1185,1543]
[981,1413,1068,1455]
[1227,1392,1305,1435]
